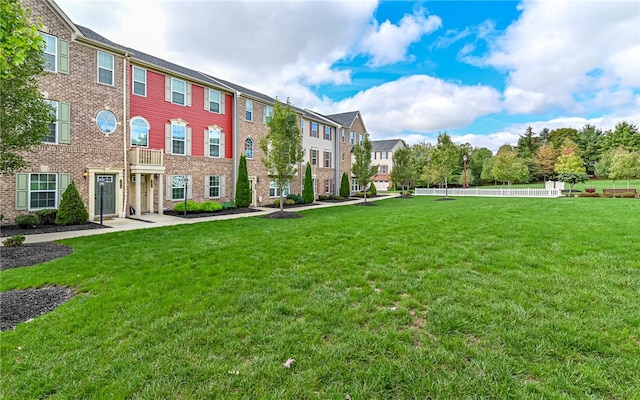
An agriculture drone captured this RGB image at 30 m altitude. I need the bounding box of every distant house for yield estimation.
[371,139,408,191]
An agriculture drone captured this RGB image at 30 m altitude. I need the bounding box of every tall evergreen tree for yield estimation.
[55,182,89,225]
[302,163,314,203]
[339,172,350,198]
[235,155,251,208]
[351,136,378,203]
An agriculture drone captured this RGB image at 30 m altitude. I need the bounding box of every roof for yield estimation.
[371,139,407,151]
[324,111,360,128]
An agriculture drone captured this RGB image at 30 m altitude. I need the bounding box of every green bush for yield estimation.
[56,182,89,226]
[318,194,335,201]
[235,155,251,208]
[335,195,344,200]
[577,192,601,198]
[368,182,377,196]
[201,201,223,212]
[617,192,637,198]
[273,198,295,207]
[173,201,202,213]
[15,214,40,228]
[339,172,350,198]
[287,193,304,204]
[36,209,58,224]
[303,163,314,204]
[2,235,25,247]
[601,192,615,198]
[221,201,237,210]
[354,191,373,198]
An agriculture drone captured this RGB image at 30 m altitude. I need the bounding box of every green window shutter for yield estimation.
[58,39,70,74]
[220,176,226,198]
[15,173,28,210]
[58,102,71,143]
[58,173,71,202]
[187,175,193,199]
[220,93,225,114]
[220,130,225,158]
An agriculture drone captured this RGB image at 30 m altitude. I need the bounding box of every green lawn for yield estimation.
[2,197,639,399]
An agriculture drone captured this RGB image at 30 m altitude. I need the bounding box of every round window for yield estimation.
[96,110,117,134]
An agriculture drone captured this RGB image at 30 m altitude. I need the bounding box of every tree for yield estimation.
[410,142,434,187]
[351,136,378,203]
[235,155,251,207]
[549,127,579,149]
[608,147,640,189]
[555,143,587,196]
[602,121,640,152]
[259,101,304,211]
[480,158,495,184]
[516,127,539,159]
[534,143,558,181]
[302,163,314,203]
[339,172,350,198]
[469,148,493,186]
[491,149,529,187]
[1,0,55,175]
[577,124,603,176]
[389,147,413,193]
[556,172,589,196]
[431,133,460,198]
[55,182,89,225]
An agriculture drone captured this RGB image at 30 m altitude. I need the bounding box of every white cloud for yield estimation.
[336,74,502,136]
[359,7,442,67]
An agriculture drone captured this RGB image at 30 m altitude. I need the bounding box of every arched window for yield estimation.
[130,117,149,147]
[244,138,254,159]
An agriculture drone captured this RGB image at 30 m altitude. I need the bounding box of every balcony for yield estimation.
[129,148,165,174]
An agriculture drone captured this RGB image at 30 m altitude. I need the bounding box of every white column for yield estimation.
[158,174,164,215]
[135,173,142,217]
[148,176,154,214]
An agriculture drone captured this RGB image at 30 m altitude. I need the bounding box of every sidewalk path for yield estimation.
[15,195,397,244]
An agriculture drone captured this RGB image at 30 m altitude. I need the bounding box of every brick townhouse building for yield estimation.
[371,139,408,191]
[1,0,372,223]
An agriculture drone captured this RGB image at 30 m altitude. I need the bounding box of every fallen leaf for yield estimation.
[283,358,295,368]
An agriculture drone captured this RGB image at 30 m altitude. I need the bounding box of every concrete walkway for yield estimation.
[15,195,396,244]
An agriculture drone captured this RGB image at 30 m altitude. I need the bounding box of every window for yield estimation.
[130,118,148,147]
[245,138,254,159]
[98,51,114,85]
[96,110,117,134]
[324,151,331,168]
[172,78,186,105]
[324,126,331,140]
[269,179,290,197]
[352,179,360,192]
[341,129,346,143]
[380,165,388,174]
[311,149,318,166]
[349,131,355,144]
[381,151,388,160]
[209,176,220,198]
[300,118,305,135]
[264,105,274,123]
[371,152,376,160]
[44,101,58,143]
[172,124,186,155]
[325,179,331,193]
[208,128,221,157]
[171,175,187,200]
[208,89,221,113]
[311,122,318,138]
[30,174,57,209]
[41,33,57,72]
[359,134,363,146]
[246,100,253,121]
[133,66,146,96]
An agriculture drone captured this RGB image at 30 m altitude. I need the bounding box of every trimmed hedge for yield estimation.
[15,214,40,228]
[201,201,223,212]
[36,209,57,225]
[221,201,237,210]
[287,193,304,204]
[273,198,295,207]
[173,200,202,213]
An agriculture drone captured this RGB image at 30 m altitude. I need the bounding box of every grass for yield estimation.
[1,197,639,399]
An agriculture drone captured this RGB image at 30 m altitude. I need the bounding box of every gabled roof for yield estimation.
[324,111,361,129]
[303,109,341,126]
[371,139,407,151]
[42,0,81,38]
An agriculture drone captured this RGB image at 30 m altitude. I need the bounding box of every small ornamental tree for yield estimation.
[351,136,378,203]
[303,163,314,203]
[390,147,413,193]
[556,172,589,196]
[431,133,460,198]
[235,155,251,208]
[339,172,350,198]
[368,182,377,196]
[608,147,640,189]
[55,182,89,225]
[259,101,304,211]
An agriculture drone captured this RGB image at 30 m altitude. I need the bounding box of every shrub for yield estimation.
[339,172,350,198]
[577,192,601,198]
[303,163,314,204]
[368,182,377,196]
[318,194,335,201]
[2,235,25,247]
[56,182,89,226]
[335,195,344,200]
[618,192,637,198]
[221,201,237,210]
[15,214,40,228]
[273,198,295,207]
[36,209,58,225]
[601,192,615,198]
[354,191,373,198]
[200,201,223,212]
[235,155,251,208]
[287,193,304,204]
[173,201,202,213]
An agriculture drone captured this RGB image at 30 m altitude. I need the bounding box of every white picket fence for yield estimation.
[414,187,562,198]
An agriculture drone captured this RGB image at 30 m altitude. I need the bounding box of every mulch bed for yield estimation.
[1,242,73,271]
[1,222,106,238]
[163,207,262,219]
[261,211,304,219]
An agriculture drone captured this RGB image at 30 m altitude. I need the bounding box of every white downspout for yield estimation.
[122,53,129,217]
[233,91,240,198]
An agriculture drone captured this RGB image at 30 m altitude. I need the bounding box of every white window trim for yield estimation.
[171,175,187,201]
[171,77,186,106]
[246,100,253,121]
[29,173,58,211]
[171,122,187,155]
[269,179,291,198]
[311,149,318,166]
[209,89,221,113]
[41,32,57,73]
[130,116,150,147]
[132,66,147,97]
[245,137,254,159]
[208,127,221,158]
[44,100,59,144]
[209,175,221,198]
[97,51,115,86]
[324,151,331,168]
[263,105,274,124]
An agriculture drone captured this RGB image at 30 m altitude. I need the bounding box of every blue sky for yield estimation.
[57,0,640,151]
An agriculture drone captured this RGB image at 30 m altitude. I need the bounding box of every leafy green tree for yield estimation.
[469,147,493,186]
[491,148,529,187]
[302,163,314,203]
[235,155,251,207]
[555,145,584,174]
[556,172,589,196]
[549,128,579,149]
[351,136,378,203]
[431,133,460,198]
[608,147,640,189]
[259,101,304,211]
[534,143,558,181]
[390,147,413,192]
[602,121,640,152]
[480,157,495,184]
[410,142,434,187]
[1,0,55,175]
[339,172,350,198]
[577,124,603,175]
[55,182,89,225]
